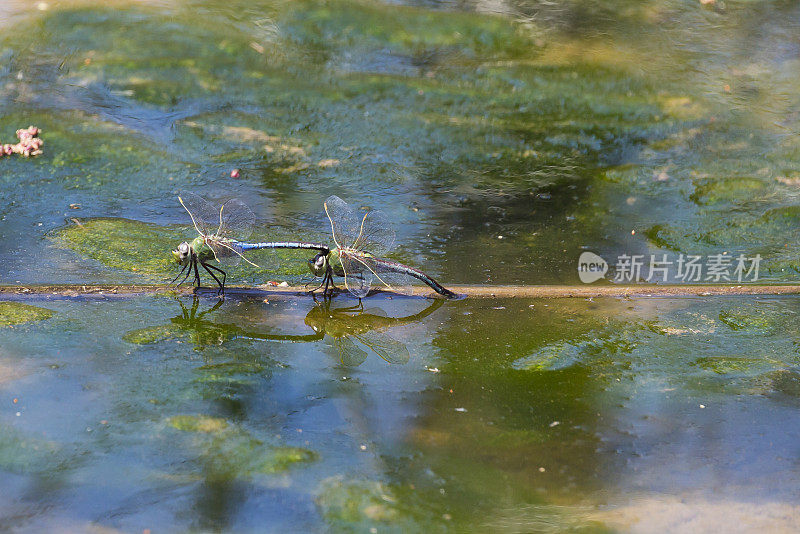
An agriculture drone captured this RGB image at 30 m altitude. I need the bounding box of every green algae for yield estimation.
[168,414,230,433]
[167,415,317,480]
[2,0,675,195]
[122,324,180,344]
[0,426,66,475]
[0,110,188,192]
[0,302,55,326]
[257,446,318,474]
[280,0,538,66]
[718,304,794,333]
[52,217,314,281]
[513,340,588,371]
[316,477,414,530]
[52,218,182,277]
[692,356,779,376]
[194,361,266,386]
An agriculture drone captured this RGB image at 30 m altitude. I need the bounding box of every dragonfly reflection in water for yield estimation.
[304,297,444,366]
[171,193,329,295]
[124,296,444,366]
[307,196,457,299]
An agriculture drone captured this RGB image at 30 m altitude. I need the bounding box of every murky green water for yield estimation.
[4,294,800,531]
[3,0,800,531]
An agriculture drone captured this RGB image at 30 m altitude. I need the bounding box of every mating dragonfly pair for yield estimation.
[171,193,456,299]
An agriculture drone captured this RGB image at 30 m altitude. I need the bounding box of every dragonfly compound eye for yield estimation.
[308,253,327,275]
[172,242,192,264]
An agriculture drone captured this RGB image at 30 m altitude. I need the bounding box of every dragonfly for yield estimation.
[306,195,457,298]
[171,193,329,295]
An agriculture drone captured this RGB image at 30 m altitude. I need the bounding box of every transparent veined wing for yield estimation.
[328,336,369,366]
[339,251,414,298]
[205,197,258,266]
[179,192,258,266]
[214,198,255,242]
[323,195,358,250]
[178,191,217,238]
[179,192,255,241]
[350,207,394,257]
[367,268,414,297]
[338,250,377,298]
[355,331,410,365]
[323,195,395,256]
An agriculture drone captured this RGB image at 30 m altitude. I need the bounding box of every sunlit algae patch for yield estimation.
[0,302,55,326]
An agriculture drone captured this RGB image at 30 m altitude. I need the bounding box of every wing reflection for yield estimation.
[304,299,443,365]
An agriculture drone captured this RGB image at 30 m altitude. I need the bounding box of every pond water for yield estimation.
[2,0,800,531]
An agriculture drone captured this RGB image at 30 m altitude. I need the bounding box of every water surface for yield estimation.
[2,0,800,531]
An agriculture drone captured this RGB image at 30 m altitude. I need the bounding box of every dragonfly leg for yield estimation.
[322,266,340,296]
[305,276,326,296]
[192,257,201,288]
[176,264,193,287]
[200,261,224,295]
[203,263,227,296]
[171,263,190,286]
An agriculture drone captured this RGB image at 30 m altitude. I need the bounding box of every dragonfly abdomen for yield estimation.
[237,241,330,253]
[373,258,456,297]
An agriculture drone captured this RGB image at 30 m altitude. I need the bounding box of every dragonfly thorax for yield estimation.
[189,235,226,263]
[172,236,219,266]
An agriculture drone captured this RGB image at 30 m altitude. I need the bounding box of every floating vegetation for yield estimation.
[166,414,317,480]
[52,218,182,276]
[168,414,229,433]
[52,217,313,281]
[316,477,410,529]
[0,301,55,326]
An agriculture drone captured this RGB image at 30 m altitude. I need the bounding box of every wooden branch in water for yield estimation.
[1,284,800,300]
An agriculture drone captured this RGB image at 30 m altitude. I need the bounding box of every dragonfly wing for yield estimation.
[340,253,414,297]
[351,207,395,257]
[370,267,414,297]
[324,195,358,250]
[355,331,410,365]
[328,336,369,366]
[324,195,395,255]
[206,238,245,266]
[216,198,255,241]
[339,250,374,298]
[178,191,216,237]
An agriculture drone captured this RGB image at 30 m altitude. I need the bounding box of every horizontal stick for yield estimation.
[0,284,800,300]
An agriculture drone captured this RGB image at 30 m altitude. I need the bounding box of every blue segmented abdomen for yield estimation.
[235,241,330,254]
